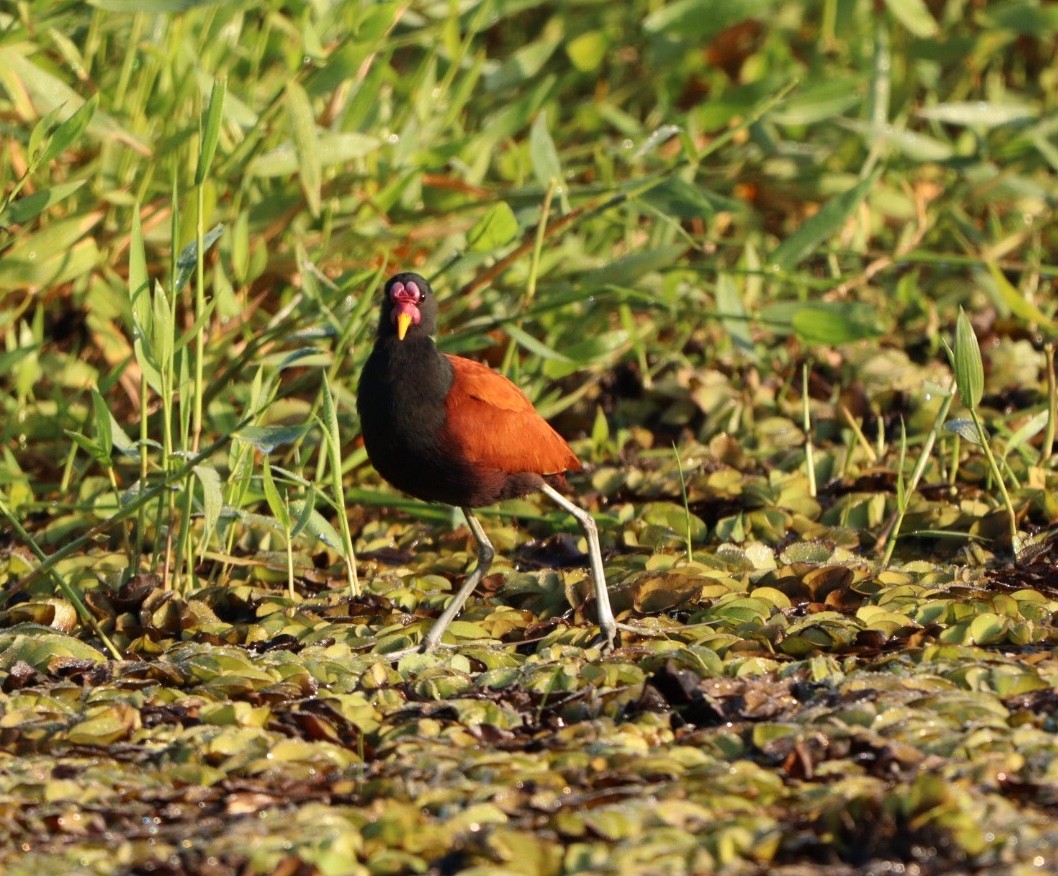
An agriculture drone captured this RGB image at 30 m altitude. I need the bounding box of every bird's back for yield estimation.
[441,355,580,480]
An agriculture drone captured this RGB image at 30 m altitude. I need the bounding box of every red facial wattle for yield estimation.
[389,280,423,340]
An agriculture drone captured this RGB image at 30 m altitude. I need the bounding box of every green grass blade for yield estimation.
[770,170,880,271]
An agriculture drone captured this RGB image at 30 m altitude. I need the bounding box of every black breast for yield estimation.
[357,337,473,504]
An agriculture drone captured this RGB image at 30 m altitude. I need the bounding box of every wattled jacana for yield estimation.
[357,272,615,652]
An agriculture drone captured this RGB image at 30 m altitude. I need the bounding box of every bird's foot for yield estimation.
[591,621,644,653]
[592,624,618,654]
[375,640,441,663]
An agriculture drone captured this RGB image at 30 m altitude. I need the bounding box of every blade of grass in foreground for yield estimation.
[320,374,360,597]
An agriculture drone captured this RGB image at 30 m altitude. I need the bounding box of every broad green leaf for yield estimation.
[196,79,226,186]
[286,80,322,217]
[236,424,312,452]
[129,203,150,335]
[503,323,572,362]
[193,463,224,551]
[632,124,682,160]
[639,177,731,219]
[247,132,381,176]
[842,120,954,162]
[38,94,98,165]
[467,202,519,252]
[918,102,1034,127]
[644,0,771,39]
[790,302,882,344]
[954,308,984,409]
[177,343,191,438]
[944,418,981,444]
[108,411,139,459]
[231,211,250,284]
[984,263,1058,334]
[133,337,163,396]
[762,301,882,344]
[529,111,563,189]
[28,104,64,160]
[0,626,107,668]
[0,238,100,290]
[566,31,608,72]
[983,2,1058,33]
[65,431,110,467]
[296,506,345,551]
[716,273,755,356]
[1006,410,1048,457]
[581,246,686,287]
[708,596,774,624]
[261,456,290,530]
[883,0,939,37]
[968,612,1008,645]
[268,347,332,372]
[591,405,609,446]
[770,171,879,271]
[91,389,113,461]
[1029,130,1058,175]
[558,329,629,364]
[771,79,863,126]
[150,280,174,371]
[174,224,224,292]
[0,180,86,226]
[289,488,316,540]
[868,15,891,129]
[321,373,341,462]
[485,29,561,91]
[0,347,38,374]
[0,212,103,272]
[542,330,629,379]
[354,2,404,42]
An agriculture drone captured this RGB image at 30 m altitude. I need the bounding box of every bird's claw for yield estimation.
[376,641,439,663]
[592,625,618,654]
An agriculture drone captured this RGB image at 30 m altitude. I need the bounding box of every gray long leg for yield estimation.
[420,508,495,652]
[540,482,615,648]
